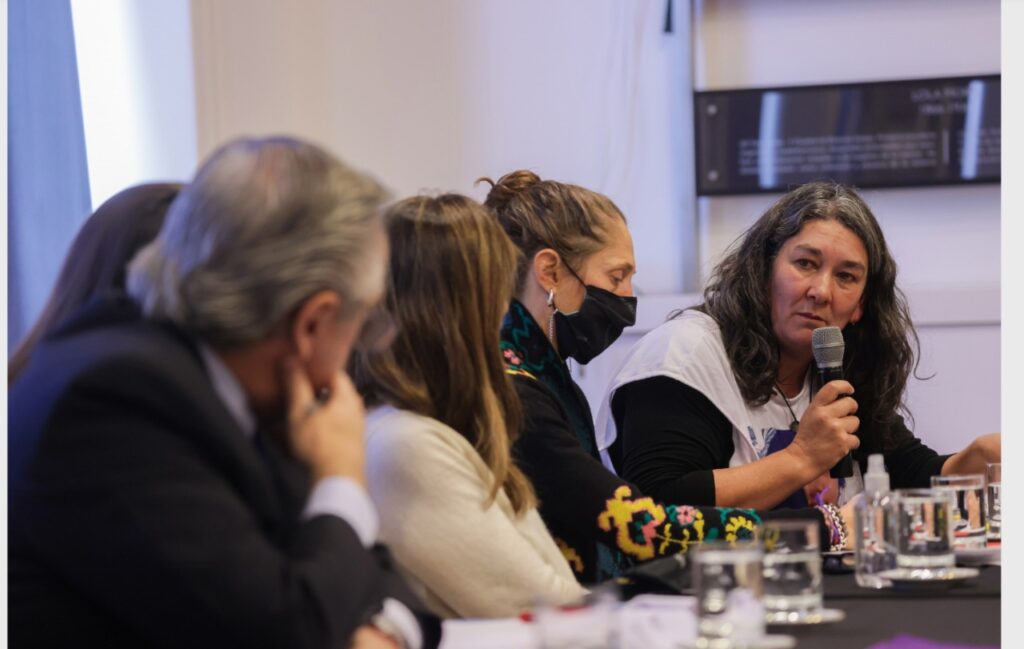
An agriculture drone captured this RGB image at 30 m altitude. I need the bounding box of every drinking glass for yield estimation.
[761,520,822,623]
[892,488,956,572]
[930,474,987,550]
[986,463,1001,541]
[692,541,765,647]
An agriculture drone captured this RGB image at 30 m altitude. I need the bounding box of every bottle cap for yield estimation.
[863,453,890,496]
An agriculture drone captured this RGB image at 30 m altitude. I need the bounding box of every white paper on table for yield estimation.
[439,595,699,649]
[439,617,537,649]
[617,594,698,649]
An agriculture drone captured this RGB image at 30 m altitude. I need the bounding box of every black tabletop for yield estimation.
[769,566,1001,648]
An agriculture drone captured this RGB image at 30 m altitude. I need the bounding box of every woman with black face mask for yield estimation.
[481,170,845,585]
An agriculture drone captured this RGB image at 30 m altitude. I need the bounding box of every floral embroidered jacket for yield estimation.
[500,300,763,583]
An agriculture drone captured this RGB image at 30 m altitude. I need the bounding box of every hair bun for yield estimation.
[478,169,542,212]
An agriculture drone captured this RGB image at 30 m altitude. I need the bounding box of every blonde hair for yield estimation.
[479,169,626,293]
[350,194,536,514]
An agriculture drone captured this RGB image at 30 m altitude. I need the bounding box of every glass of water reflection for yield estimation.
[692,541,765,647]
[761,520,822,624]
[986,463,1001,541]
[930,474,987,550]
[892,488,956,571]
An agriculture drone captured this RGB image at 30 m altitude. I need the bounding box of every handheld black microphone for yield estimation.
[812,326,853,479]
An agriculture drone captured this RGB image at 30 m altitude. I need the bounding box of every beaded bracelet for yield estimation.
[816,503,848,552]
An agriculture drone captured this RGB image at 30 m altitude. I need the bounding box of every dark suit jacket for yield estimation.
[9,295,439,649]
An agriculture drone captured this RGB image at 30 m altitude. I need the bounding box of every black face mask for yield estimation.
[554,285,637,364]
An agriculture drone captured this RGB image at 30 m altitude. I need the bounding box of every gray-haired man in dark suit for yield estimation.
[9,136,439,649]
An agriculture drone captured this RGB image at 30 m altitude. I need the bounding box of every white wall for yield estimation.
[72,0,197,209]
[692,0,999,91]
[190,0,697,294]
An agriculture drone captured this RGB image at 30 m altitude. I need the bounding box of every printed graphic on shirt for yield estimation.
[747,426,797,459]
[745,425,806,509]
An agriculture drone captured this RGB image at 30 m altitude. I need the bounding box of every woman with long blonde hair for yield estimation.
[350,194,585,619]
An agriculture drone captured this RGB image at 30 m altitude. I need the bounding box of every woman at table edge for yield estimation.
[597,181,999,511]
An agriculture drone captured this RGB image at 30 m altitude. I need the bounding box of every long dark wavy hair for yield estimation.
[691,182,920,453]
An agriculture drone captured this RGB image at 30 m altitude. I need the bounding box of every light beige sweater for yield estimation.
[365,405,586,619]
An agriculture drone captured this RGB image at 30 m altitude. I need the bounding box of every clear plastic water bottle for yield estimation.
[854,454,896,588]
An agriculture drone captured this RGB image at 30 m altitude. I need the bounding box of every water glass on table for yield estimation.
[986,463,1001,542]
[692,541,766,647]
[761,520,824,624]
[930,474,987,550]
[892,488,956,572]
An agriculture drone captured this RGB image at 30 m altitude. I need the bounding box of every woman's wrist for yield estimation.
[781,444,825,486]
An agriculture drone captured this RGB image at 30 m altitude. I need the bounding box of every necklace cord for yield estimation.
[776,382,801,431]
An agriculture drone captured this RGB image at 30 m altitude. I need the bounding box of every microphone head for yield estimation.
[811,326,844,369]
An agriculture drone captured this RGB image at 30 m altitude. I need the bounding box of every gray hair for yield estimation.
[127,136,390,347]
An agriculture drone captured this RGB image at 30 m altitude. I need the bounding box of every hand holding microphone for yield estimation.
[810,326,857,478]
[788,326,860,478]
[791,378,860,477]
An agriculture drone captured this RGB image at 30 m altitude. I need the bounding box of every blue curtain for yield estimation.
[8,0,92,351]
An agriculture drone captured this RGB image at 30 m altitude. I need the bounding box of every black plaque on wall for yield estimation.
[694,75,1000,196]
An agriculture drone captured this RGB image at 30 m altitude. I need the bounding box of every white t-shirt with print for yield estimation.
[595,310,863,504]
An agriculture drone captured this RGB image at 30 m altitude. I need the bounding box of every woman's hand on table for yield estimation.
[942,432,1001,476]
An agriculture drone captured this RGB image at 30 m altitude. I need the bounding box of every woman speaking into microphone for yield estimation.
[485,171,841,585]
[598,181,1000,511]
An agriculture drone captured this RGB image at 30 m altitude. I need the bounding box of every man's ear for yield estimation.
[290,290,343,360]
[532,248,562,293]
